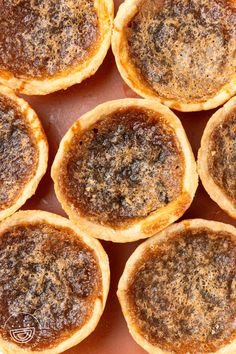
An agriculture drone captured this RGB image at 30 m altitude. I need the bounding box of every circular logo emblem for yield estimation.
[4,313,39,346]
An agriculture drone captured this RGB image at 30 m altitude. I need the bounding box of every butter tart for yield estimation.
[0,85,48,222]
[118,219,236,354]
[51,99,198,242]
[0,0,114,95]
[0,210,110,354]
[112,0,236,112]
[198,96,236,219]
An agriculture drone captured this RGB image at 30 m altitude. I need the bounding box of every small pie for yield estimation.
[0,0,114,95]
[198,96,236,219]
[0,85,48,221]
[112,0,236,112]
[0,210,110,354]
[118,219,236,354]
[51,99,198,242]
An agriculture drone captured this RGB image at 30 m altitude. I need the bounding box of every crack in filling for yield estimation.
[0,0,99,78]
[0,94,38,211]
[128,228,236,353]
[0,223,102,350]
[126,0,236,103]
[60,107,184,227]
[209,110,236,207]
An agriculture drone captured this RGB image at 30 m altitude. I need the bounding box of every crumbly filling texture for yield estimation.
[0,94,38,211]
[60,107,184,227]
[0,0,98,78]
[0,223,102,350]
[126,0,236,103]
[209,110,236,206]
[128,228,236,353]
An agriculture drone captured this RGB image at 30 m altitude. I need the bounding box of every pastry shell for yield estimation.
[0,0,114,95]
[51,98,198,243]
[0,85,48,222]
[198,96,236,219]
[0,210,110,354]
[118,218,236,354]
[112,0,236,112]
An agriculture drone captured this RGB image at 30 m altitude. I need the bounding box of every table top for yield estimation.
[20,1,236,353]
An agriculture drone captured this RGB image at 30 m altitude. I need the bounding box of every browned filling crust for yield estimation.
[0,0,99,79]
[127,229,236,353]
[59,107,184,227]
[0,94,39,211]
[0,223,102,350]
[125,0,236,103]
[208,110,236,207]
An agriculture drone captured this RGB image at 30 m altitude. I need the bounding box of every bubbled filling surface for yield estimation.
[0,223,102,350]
[126,0,236,103]
[209,110,236,206]
[0,0,99,78]
[0,94,38,211]
[59,107,184,227]
[128,228,236,353]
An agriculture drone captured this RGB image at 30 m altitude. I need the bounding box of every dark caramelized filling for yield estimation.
[128,229,236,353]
[126,0,236,103]
[0,0,98,78]
[0,94,38,211]
[0,223,102,350]
[60,107,184,227]
[209,110,236,206]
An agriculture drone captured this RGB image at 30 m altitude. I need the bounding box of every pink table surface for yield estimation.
[18,1,236,353]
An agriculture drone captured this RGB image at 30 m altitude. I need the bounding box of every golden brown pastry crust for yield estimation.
[0,210,110,354]
[0,85,48,221]
[112,0,236,112]
[118,219,236,354]
[51,99,198,243]
[0,0,113,95]
[198,96,236,219]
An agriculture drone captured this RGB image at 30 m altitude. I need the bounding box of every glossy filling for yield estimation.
[209,110,236,206]
[0,94,38,211]
[126,0,236,103]
[0,0,99,78]
[0,223,102,350]
[128,228,236,353]
[60,107,184,227]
